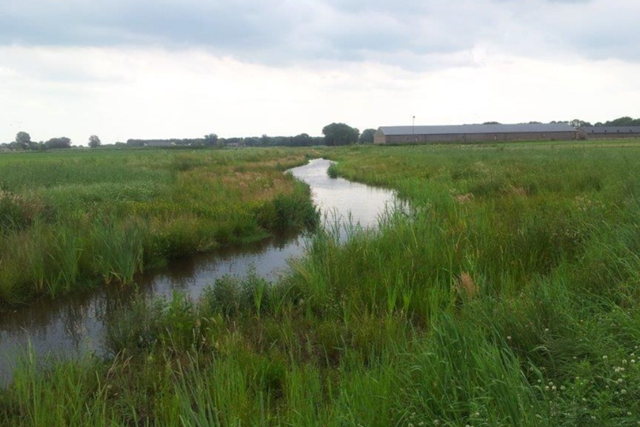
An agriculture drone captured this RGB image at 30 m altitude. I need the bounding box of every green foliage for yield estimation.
[88,135,101,148]
[44,137,71,149]
[322,122,360,146]
[14,131,31,150]
[0,148,319,306]
[326,163,339,178]
[6,141,640,425]
[358,128,376,144]
[603,116,640,126]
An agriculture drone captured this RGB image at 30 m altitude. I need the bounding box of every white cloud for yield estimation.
[0,0,637,144]
[1,45,638,144]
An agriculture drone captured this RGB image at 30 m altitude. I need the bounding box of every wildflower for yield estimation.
[622,389,627,395]
[603,355,608,360]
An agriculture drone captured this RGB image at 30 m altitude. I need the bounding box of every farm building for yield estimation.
[580,127,640,139]
[144,141,176,147]
[374,123,578,144]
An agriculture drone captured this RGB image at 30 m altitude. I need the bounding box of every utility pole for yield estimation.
[413,116,416,142]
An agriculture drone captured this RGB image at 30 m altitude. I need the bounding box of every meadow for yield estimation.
[3,140,640,426]
[0,148,319,306]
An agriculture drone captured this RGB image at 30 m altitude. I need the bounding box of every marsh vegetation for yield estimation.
[0,149,319,306]
[2,140,640,425]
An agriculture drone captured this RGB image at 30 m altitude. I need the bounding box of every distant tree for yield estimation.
[359,128,376,144]
[482,121,501,125]
[126,139,145,147]
[604,117,640,126]
[527,121,542,124]
[88,135,101,148]
[204,133,218,146]
[322,123,360,146]
[45,137,71,149]
[570,119,592,128]
[15,131,31,149]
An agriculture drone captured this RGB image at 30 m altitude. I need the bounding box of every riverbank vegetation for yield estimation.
[0,149,319,306]
[3,140,640,425]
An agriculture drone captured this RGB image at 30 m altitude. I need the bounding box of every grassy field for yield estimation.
[3,140,640,425]
[0,148,319,306]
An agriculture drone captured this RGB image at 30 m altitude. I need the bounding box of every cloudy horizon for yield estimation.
[1,0,638,145]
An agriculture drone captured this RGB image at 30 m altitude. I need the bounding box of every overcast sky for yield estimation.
[1,0,638,144]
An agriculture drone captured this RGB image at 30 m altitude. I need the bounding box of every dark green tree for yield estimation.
[570,119,592,128]
[322,123,359,146]
[15,131,31,149]
[45,137,71,149]
[358,128,376,144]
[204,133,218,146]
[604,117,640,126]
[88,135,101,148]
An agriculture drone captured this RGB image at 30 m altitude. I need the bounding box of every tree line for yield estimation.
[6,116,637,152]
[1,132,80,151]
[0,123,376,151]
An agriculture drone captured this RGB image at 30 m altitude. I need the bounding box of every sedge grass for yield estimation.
[3,141,640,425]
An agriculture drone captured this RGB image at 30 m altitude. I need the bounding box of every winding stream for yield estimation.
[0,159,398,385]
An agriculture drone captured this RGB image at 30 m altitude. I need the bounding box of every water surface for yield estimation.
[0,159,398,384]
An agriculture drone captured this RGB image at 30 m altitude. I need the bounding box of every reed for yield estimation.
[0,148,319,306]
[4,140,640,425]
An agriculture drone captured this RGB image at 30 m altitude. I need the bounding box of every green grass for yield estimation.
[0,148,320,306]
[3,141,640,425]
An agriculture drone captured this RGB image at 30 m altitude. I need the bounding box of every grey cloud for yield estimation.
[0,0,636,69]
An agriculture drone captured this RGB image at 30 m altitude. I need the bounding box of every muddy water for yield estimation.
[0,159,398,384]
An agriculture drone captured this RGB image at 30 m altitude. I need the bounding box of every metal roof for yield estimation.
[379,123,575,136]
[581,127,640,134]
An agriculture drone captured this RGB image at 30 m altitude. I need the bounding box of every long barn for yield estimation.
[580,127,640,139]
[374,123,578,144]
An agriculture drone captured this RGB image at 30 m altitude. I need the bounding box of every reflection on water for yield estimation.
[0,159,398,385]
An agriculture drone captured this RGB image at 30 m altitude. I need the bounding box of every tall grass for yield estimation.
[0,148,319,306]
[4,141,640,425]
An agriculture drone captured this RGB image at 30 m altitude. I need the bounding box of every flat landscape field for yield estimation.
[0,148,319,305]
[3,140,640,426]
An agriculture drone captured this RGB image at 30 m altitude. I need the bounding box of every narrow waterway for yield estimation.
[0,159,399,384]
